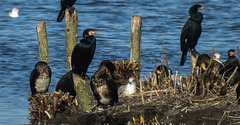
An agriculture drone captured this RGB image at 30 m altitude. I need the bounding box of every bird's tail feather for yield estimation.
[57,8,65,22]
[180,50,187,66]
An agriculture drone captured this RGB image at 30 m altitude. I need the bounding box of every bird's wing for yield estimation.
[180,18,192,51]
[30,69,38,94]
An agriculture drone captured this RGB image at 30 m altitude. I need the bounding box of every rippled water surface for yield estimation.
[0,0,240,124]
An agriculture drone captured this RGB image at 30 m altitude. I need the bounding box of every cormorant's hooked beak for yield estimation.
[89,30,101,36]
[229,51,235,56]
[200,63,207,70]
[198,5,207,10]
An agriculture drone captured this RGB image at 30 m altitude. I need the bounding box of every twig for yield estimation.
[44,111,53,119]
[204,46,215,75]
[227,116,240,119]
[226,67,239,85]
[217,111,227,125]
[140,80,144,104]
[161,42,164,65]
[154,117,160,125]
[191,96,218,102]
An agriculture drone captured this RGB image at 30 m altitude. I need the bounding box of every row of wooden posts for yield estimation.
[36,9,142,69]
[35,8,142,112]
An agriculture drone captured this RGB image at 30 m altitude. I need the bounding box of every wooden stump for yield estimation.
[72,73,93,113]
[36,20,49,63]
[65,8,78,71]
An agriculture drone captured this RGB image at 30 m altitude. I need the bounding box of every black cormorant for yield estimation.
[154,64,172,77]
[57,0,77,22]
[196,53,225,75]
[196,54,210,71]
[55,70,76,97]
[90,60,118,106]
[224,49,239,74]
[71,29,99,76]
[154,64,172,84]
[224,49,240,85]
[180,4,207,66]
[30,61,51,95]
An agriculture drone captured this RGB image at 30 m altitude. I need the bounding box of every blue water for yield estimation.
[0,0,239,124]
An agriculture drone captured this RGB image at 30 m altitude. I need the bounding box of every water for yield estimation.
[0,0,239,124]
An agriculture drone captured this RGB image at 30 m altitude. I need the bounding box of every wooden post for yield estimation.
[130,15,142,63]
[65,8,78,71]
[72,74,93,113]
[36,20,49,63]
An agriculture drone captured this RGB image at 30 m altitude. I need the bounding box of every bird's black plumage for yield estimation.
[30,61,51,95]
[55,70,76,97]
[196,54,210,71]
[154,64,172,84]
[90,60,118,107]
[154,64,172,77]
[180,4,206,66]
[224,49,239,74]
[224,49,240,85]
[71,29,99,76]
[57,0,77,22]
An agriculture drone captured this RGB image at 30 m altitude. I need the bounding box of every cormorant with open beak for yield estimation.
[180,4,207,65]
[57,0,77,22]
[30,61,51,95]
[71,29,100,77]
[90,60,118,107]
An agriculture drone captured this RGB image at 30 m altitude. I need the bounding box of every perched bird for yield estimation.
[224,49,239,74]
[190,49,200,70]
[154,64,172,85]
[56,70,76,97]
[71,29,100,76]
[57,0,77,22]
[196,54,210,71]
[196,53,224,75]
[213,53,225,75]
[180,4,207,66]
[154,64,172,76]
[224,49,240,85]
[8,8,19,18]
[30,61,51,95]
[90,60,118,106]
[118,77,137,96]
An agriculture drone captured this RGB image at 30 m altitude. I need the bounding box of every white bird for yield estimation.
[8,8,19,18]
[213,52,224,65]
[118,77,137,96]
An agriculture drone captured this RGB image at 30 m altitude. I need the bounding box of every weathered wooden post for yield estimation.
[130,15,142,63]
[36,20,49,63]
[130,15,142,80]
[72,74,93,113]
[65,8,78,71]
